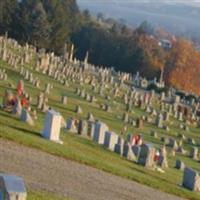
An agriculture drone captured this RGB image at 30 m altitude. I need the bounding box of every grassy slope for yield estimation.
[0,59,200,200]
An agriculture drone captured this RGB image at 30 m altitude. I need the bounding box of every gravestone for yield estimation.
[163,125,170,132]
[66,118,77,133]
[93,121,109,144]
[0,174,27,200]
[138,144,155,168]
[174,95,180,104]
[41,96,49,112]
[175,159,185,171]
[45,83,51,94]
[177,133,186,140]
[123,113,129,123]
[32,110,38,120]
[132,145,141,158]
[78,120,88,136]
[87,112,94,121]
[190,147,199,160]
[12,98,22,116]
[37,93,44,109]
[104,131,119,151]
[177,146,187,155]
[168,138,178,150]
[104,104,111,112]
[136,118,144,128]
[123,142,136,161]
[90,96,95,103]
[62,96,67,105]
[182,168,200,191]
[163,111,169,121]
[161,92,165,101]
[75,105,82,114]
[157,146,168,168]
[42,110,63,144]
[114,137,125,156]
[87,121,95,138]
[187,137,195,145]
[156,113,163,128]
[150,130,158,138]
[184,125,190,132]
[178,112,183,121]
[20,108,34,126]
[145,106,151,113]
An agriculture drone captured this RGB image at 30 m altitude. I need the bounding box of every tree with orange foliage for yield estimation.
[165,39,200,95]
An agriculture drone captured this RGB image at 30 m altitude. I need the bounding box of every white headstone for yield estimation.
[42,110,63,144]
[93,121,109,144]
[104,131,119,151]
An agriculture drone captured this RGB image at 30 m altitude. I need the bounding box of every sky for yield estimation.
[77,0,200,6]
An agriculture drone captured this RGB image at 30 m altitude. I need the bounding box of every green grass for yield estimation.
[0,59,200,200]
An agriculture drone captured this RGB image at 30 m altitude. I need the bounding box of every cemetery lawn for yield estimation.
[0,60,200,200]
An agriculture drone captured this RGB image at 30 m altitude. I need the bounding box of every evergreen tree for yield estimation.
[15,0,50,49]
[0,0,17,34]
[42,0,79,53]
[30,2,51,49]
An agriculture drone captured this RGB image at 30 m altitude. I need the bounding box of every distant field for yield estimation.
[0,58,200,200]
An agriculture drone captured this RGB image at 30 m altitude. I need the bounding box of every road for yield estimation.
[0,139,183,200]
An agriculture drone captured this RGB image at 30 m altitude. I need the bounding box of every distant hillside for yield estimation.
[77,1,200,42]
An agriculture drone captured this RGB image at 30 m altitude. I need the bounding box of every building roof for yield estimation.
[0,174,26,194]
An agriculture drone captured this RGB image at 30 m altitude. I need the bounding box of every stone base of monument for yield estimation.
[53,139,63,145]
[42,133,64,145]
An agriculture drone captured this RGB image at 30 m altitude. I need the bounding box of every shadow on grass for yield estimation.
[48,98,75,113]
[0,111,21,122]
[8,124,42,138]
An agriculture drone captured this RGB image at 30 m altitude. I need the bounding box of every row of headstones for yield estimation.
[159,95,200,123]
[75,86,146,113]
[1,35,200,122]
[60,92,198,159]
[1,35,199,133]
[155,111,192,131]
[75,84,156,118]
[66,119,140,161]
[0,36,35,67]
[75,88,96,103]
[75,86,150,127]
[150,130,199,159]
[27,109,200,192]
[66,118,168,168]
[20,68,41,88]
[19,40,172,120]
[0,35,196,124]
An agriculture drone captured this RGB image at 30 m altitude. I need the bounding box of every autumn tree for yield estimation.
[165,39,200,95]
